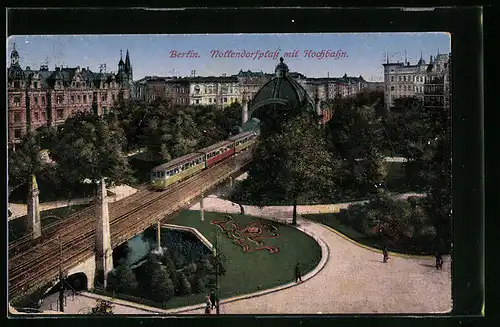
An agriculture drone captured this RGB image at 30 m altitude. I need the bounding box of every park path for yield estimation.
[178,195,451,314]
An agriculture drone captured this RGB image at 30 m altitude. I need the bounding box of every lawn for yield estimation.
[8,204,90,242]
[156,210,322,309]
[303,213,384,250]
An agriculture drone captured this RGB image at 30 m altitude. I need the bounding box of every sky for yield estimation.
[7,33,450,82]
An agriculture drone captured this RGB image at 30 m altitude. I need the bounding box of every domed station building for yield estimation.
[241,57,324,133]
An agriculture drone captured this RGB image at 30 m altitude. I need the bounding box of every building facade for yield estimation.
[383,51,450,109]
[7,45,133,148]
[424,53,451,111]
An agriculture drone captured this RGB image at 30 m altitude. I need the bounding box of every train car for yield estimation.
[150,152,205,190]
[198,140,235,168]
[228,131,257,153]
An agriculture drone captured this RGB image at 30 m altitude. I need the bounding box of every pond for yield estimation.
[114,227,212,268]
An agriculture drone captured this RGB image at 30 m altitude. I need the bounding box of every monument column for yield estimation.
[27,174,41,239]
[95,178,113,289]
[242,101,249,126]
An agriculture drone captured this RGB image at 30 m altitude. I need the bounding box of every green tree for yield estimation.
[142,103,200,161]
[324,97,387,198]
[48,111,133,194]
[149,266,175,303]
[243,102,335,225]
[8,133,46,190]
[107,264,138,295]
[176,272,192,296]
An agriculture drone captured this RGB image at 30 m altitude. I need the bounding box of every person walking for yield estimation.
[435,253,443,270]
[205,295,212,314]
[295,263,303,283]
[383,246,389,263]
[210,291,216,310]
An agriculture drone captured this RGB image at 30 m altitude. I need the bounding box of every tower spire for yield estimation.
[120,49,123,60]
[405,49,407,65]
[420,50,423,59]
[386,51,389,64]
[438,48,440,55]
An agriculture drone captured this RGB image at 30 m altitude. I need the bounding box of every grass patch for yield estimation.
[303,213,384,250]
[153,210,322,309]
[9,204,90,242]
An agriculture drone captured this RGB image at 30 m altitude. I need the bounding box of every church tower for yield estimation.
[125,49,133,82]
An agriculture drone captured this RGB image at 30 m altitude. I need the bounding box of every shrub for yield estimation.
[107,265,138,295]
[177,272,192,296]
[149,266,175,302]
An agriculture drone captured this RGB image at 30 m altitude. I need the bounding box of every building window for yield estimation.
[209,98,212,103]
[34,96,38,105]
[214,98,217,103]
[399,85,402,90]
[14,129,22,139]
[14,112,21,122]
[391,76,394,82]
[103,107,108,114]
[35,112,39,121]
[34,81,38,88]
[224,97,228,103]
[42,111,46,120]
[14,81,21,88]
[77,95,81,102]
[195,99,200,104]
[71,95,75,103]
[84,95,87,103]
[403,76,406,81]
[14,96,21,106]
[112,94,116,101]
[57,110,64,119]
[42,96,46,104]
[398,76,401,81]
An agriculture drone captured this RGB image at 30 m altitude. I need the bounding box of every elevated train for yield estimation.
[150,131,258,190]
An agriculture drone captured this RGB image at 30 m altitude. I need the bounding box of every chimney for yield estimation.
[26,66,31,71]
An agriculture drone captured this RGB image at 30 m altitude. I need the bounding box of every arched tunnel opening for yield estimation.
[45,272,89,297]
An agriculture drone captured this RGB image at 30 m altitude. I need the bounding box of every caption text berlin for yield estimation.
[169,50,348,60]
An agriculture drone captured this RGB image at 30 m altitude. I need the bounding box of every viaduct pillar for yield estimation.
[95,178,113,289]
[242,101,249,126]
[27,174,41,239]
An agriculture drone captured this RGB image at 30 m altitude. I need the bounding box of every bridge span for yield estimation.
[8,151,251,303]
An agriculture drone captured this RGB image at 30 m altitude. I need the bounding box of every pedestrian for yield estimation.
[205,295,212,314]
[383,246,389,263]
[295,263,302,283]
[210,291,216,310]
[435,253,443,270]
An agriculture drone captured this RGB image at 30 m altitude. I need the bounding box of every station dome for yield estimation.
[248,57,315,120]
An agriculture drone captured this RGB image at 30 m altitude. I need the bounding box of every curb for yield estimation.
[314,219,434,260]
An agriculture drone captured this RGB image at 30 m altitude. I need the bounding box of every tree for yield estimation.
[176,272,192,296]
[142,103,200,161]
[89,300,114,315]
[48,112,133,193]
[149,266,175,303]
[243,102,335,225]
[324,97,387,198]
[8,132,46,190]
[107,264,138,295]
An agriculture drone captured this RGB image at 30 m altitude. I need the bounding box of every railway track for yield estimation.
[9,152,251,300]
